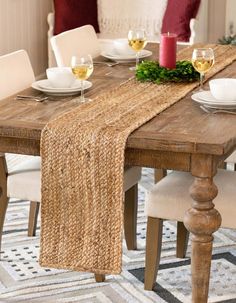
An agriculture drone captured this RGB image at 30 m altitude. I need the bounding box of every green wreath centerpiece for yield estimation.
[136,60,200,84]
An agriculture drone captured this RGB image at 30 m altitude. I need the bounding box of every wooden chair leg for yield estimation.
[0,154,8,257]
[0,196,9,257]
[144,217,163,290]
[218,161,227,169]
[28,201,40,237]
[124,184,138,250]
[154,169,167,183]
[94,274,105,282]
[176,221,189,258]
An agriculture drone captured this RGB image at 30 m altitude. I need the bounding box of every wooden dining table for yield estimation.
[0,43,236,302]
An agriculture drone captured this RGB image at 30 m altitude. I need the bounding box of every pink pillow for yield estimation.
[54,0,100,35]
[161,0,201,42]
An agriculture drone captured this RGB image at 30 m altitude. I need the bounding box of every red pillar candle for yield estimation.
[159,33,177,69]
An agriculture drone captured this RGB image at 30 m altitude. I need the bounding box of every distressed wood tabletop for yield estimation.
[0,44,235,159]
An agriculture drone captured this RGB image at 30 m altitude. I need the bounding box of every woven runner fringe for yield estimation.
[40,45,236,274]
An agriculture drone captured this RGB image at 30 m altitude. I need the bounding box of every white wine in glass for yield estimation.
[192,48,214,91]
[128,29,147,70]
[71,54,94,103]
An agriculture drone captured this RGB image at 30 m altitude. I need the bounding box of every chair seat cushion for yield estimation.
[7,155,141,203]
[5,154,37,172]
[146,169,236,229]
[7,156,41,202]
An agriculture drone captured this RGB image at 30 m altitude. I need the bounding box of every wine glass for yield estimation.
[192,48,214,91]
[71,54,94,103]
[128,29,147,71]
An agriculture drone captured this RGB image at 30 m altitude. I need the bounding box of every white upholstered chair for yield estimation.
[0,50,35,100]
[50,25,101,67]
[0,50,41,255]
[144,169,236,290]
[1,155,141,253]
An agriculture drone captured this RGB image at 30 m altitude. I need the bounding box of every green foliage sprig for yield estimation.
[136,60,200,84]
[218,34,236,45]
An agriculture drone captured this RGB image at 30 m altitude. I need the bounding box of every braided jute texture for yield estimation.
[40,45,236,274]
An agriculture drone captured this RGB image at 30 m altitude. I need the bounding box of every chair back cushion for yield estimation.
[98,0,168,39]
[161,0,201,42]
[54,0,100,35]
[0,50,35,100]
[51,25,101,67]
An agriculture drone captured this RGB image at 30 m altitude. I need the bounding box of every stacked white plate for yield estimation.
[101,49,152,62]
[191,90,236,110]
[32,79,92,96]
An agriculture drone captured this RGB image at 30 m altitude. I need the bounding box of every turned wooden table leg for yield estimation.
[184,155,222,303]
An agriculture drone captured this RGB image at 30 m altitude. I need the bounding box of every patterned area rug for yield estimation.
[0,165,236,303]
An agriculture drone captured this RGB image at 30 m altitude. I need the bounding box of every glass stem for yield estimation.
[136,52,139,70]
[200,73,204,90]
[80,80,84,102]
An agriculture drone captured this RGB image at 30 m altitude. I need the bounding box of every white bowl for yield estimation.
[113,39,136,56]
[209,78,236,101]
[46,67,76,88]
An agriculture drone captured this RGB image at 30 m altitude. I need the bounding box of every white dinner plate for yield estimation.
[101,49,152,62]
[37,79,83,91]
[196,90,236,104]
[192,91,236,109]
[32,80,92,96]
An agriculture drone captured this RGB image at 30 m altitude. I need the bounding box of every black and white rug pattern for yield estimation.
[0,167,236,303]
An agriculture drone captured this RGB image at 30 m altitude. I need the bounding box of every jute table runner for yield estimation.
[40,45,236,274]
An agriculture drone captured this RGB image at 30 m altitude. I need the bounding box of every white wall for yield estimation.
[226,0,236,35]
[193,0,227,43]
[0,0,52,77]
[208,0,227,42]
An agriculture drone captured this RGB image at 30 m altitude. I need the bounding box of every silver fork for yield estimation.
[16,95,48,102]
[200,105,236,115]
[93,61,119,67]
